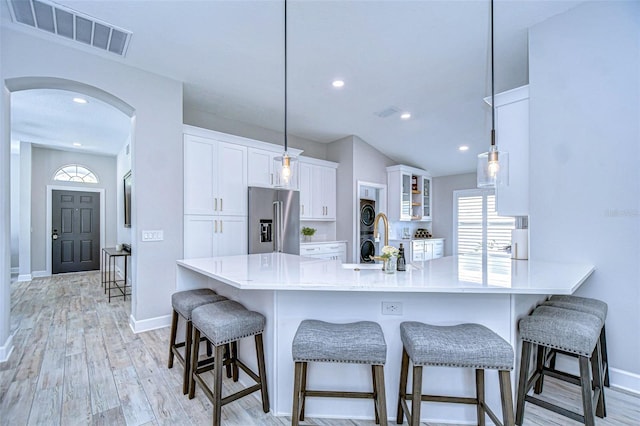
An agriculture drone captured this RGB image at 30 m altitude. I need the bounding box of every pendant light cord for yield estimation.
[284,0,288,153]
[490,0,495,147]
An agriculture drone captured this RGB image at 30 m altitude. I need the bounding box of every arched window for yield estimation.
[53,164,99,183]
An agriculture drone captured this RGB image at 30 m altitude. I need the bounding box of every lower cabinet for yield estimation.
[409,239,445,262]
[300,242,347,263]
[184,215,247,258]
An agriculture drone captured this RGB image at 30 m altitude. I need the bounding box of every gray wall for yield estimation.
[529,1,639,383]
[10,153,19,269]
[184,107,328,160]
[432,172,476,256]
[30,147,117,272]
[3,25,183,327]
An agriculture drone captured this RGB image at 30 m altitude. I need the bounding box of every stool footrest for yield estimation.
[304,390,375,399]
[525,394,586,423]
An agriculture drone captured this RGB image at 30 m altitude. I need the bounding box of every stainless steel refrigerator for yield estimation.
[248,186,300,254]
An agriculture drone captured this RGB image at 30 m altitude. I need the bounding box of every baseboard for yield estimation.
[32,270,49,278]
[17,273,32,282]
[0,334,14,363]
[129,313,171,334]
[556,354,640,395]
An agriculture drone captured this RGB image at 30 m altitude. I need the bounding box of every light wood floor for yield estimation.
[1,271,638,425]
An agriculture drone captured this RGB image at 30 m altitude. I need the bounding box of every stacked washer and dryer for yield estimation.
[359,199,376,263]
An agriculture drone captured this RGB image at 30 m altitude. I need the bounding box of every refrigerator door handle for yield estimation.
[273,201,283,252]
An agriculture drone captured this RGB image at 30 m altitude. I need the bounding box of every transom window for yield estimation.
[53,164,99,183]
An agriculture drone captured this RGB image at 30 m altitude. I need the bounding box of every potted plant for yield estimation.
[301,227,316,242]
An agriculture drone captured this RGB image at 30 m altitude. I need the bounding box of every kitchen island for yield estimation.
[176,254,594,424]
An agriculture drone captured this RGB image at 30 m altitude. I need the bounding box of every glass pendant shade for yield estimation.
[273,152,298,189]
[477,147,509,188]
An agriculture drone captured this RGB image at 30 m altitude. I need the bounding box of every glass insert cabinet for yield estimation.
[387,165,432,222]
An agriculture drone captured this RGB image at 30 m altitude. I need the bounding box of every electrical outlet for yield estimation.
[141,230,164,241]
[381,301,403,315]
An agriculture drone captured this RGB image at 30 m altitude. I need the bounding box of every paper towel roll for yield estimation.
[511,229,529,260]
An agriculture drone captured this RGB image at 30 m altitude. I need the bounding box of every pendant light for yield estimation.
[477,0,508,188]
[274,0,298,188]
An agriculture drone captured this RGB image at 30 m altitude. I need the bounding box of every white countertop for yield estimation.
[176,253,594,295]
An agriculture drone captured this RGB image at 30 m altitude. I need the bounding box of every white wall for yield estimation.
[30,147,117,273]
[9,152,19,270]
[116,140,132,246]
[432,172,476,256]
[2,27,183,332]
[529,0,640,389]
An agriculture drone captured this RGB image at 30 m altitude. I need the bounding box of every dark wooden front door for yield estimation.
[52,190,100,274]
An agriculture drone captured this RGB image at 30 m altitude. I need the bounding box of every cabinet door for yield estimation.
[423,242,434,261]
[310,166,325,218]
[217,216,248,256]
[184,135,216,215]
[299,163,313,219]
[247,148,275,188]
[216,142,247,216]
[432,240,444,259]
[401,172,412,221]
[184,215,217,258]
[318,166,336,220]
[422,175,432,220]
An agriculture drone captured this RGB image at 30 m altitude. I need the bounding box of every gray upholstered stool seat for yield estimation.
[292,320,387,364]
[400,322,514,370]
[291,320,388,426]
[167,288,227,394]
[189,300,269,426]
[516,305,605,426]
[543,295,610,387]
[397,321,514,426]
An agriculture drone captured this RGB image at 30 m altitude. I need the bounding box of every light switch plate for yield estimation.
[141,230,163,241]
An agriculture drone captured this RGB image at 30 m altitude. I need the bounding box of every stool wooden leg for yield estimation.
[410,365,422,426]
[373,365,388,426]
[212,344,226,426]
[299,362,308,421]
[231,341,239,382]
[291,362,303,426]
[224,343,232,378]
[591,340,606,418]
[255,333,270,413]
[183,320,193,395]
[499,370,515,426]
[371,365,380,424]
[533,344,545,394]
[476,368,485,426]
[600,326,610,387]
[396,348,409,424]
[579,355,596,426]
[188,327,201,399]
[515,341,532,425]
[167,310,178,368]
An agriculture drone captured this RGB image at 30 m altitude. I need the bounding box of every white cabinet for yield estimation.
[299,158,338,221]
[387,165,432,222]
[184,215,247,258]
[409,239,444,262]
[486,85,529,216]
[300,242,347,262]
[248,148,278,188]
[184,134,247,216]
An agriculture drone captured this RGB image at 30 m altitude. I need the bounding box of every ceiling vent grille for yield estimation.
[7,0,132,56]
[375,106,400,118]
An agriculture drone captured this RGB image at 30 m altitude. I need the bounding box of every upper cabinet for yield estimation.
[299,157,338,221]
[248,148,279,188]
[184,134,247,216]
[387,165,432,222]
[485,85,529,217]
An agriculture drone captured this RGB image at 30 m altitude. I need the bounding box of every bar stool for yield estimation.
[168,288,227,394]
[397,322,514,426]
[291,320,388,426]
[516,305,605,426]
[189,300,269,426]
[543,295,610,387]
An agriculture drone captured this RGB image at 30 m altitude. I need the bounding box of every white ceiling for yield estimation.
[3,0,586,175]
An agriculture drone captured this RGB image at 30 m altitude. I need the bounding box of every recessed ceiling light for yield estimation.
[332,80,345,88]
[73,142,82,147]
[458,145,469,152]
[400,112,411,120]
[73,97,87,104]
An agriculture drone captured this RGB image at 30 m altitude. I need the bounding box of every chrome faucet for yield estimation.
[373,212,390,247]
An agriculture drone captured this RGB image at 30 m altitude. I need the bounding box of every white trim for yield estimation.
[610,367,640,396]
[17,274,32,282]
[128,313,171,334]
[32,270,49,278]
[46,185,105,276]
[355,181,387,264]
[0,333,14,363]
[10,267,18,274]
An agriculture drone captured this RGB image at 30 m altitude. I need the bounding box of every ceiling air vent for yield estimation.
[7,0,132,56]
[374,106,400,118]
